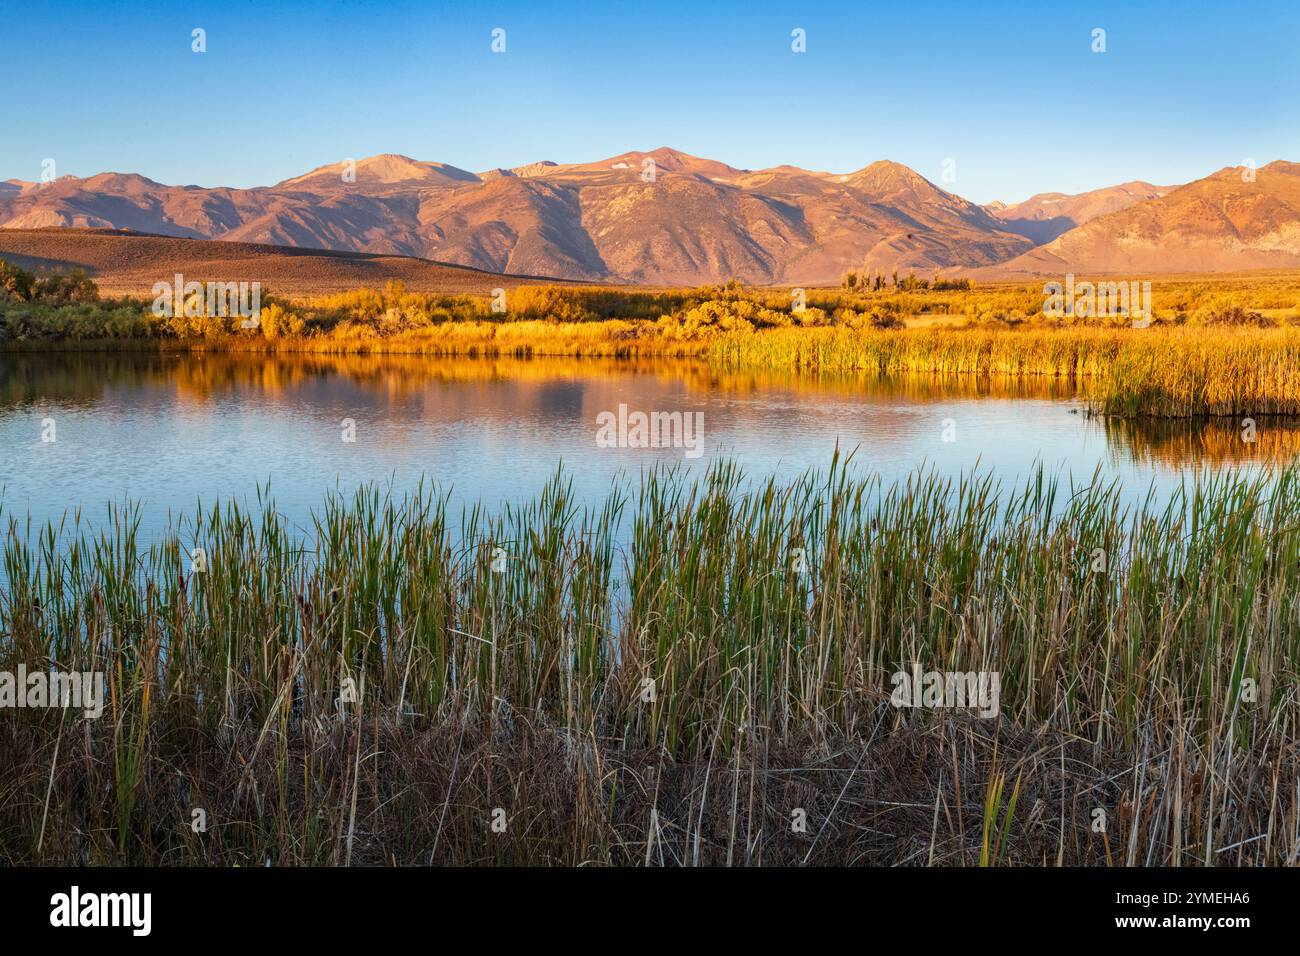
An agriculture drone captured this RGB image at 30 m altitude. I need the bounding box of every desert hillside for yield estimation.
[0,228,572,297]
[981,162,1300,276]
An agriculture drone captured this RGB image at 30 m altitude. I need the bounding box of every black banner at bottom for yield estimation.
[0,866,1281,940]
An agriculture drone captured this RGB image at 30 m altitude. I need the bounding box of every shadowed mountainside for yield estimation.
[987,181,1172,245]
[979,162,1300,276]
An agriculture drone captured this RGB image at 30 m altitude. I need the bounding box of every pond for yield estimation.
[0,350,1293,540]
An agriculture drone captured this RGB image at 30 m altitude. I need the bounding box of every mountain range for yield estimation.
[3,148,1298,284]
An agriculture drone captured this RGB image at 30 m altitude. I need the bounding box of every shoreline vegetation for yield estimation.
[2,459,1297,865]
[4,261,1300,417]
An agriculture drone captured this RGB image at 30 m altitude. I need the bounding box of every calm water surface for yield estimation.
[0,351,1293,541]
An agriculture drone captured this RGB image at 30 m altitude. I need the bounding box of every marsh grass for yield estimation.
[706,325,1300,418]
[2,457,1299,865]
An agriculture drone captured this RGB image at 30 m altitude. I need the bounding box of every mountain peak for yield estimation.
[278,154,479,188]
[847,160,932,186]
[840,161,954,207]
[585,147,744,178]
[361,152,422,168]
[510,160,558,178]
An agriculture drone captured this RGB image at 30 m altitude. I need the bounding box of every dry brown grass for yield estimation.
[2,712,1185,866]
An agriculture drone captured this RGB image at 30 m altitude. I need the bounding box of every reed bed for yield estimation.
[2,459,1299,865]
[708,325,1300,418]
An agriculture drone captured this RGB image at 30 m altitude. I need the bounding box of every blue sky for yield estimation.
[2,0,1296,203]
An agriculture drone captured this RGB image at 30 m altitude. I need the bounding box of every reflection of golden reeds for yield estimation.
[3,349,1089,408]
[15,350,1300,471]
[1103,417,1300,467]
